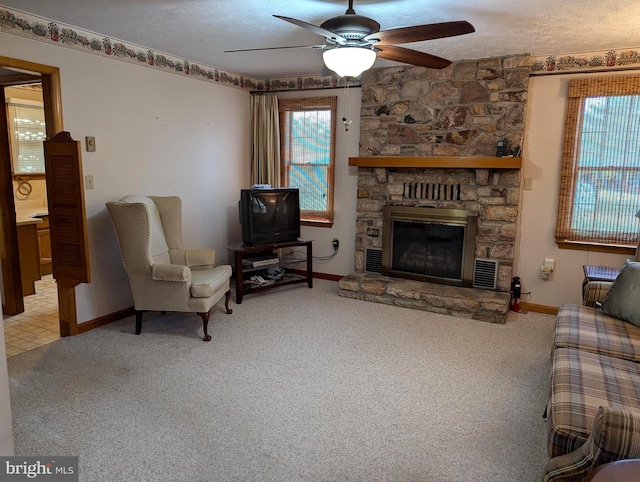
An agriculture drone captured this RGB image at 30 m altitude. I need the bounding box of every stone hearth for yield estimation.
[339,272,511,324]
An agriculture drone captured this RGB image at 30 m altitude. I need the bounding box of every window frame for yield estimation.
[555,75,640,255]
[278,96,337,227]
[6,97,47,179]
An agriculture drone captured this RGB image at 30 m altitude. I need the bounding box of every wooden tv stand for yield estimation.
[226,240,313,304]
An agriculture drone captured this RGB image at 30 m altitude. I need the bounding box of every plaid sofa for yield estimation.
[543,303,640,481]
[582,280,614,308]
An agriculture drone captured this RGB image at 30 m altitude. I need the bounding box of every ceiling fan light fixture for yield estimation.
[323,46,376,77]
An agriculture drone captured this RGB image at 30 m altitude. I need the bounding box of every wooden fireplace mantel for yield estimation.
[348,156,522,169]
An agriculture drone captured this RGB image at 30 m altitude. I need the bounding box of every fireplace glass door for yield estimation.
[391,221,465,280]
[382,206,477,287]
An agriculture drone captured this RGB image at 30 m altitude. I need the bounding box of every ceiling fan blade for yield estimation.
[375,44,452,69]
[365,21,474,45]
[274,15,347,45]
[225,45,325,53]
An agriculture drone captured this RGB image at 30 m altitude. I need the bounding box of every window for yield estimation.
[6,99,47,175]
[278,96,337,225]
[555,75,640,251]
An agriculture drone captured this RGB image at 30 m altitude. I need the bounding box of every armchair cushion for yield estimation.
[190,265,232,298]
[152,264,191,282]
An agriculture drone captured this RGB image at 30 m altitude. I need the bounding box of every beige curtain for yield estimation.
[250,94,280,187]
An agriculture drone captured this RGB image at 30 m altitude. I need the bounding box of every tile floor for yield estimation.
[3,274,60,357]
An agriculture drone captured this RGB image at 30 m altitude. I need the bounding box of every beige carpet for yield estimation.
[7,279,555,481]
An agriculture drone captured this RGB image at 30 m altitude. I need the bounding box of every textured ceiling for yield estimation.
[2,0,639,79]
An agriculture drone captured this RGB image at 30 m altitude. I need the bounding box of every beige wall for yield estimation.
[518,71,634,308]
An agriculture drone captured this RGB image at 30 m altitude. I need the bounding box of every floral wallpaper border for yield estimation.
[0,6,348,92]
[4,6,640,86]
[530,49,640,74]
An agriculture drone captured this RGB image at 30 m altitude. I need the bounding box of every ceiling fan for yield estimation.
[225,0,475,78]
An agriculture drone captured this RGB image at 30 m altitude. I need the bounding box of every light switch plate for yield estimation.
[86,136,96,152]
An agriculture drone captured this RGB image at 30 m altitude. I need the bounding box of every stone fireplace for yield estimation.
[352,165,520,288]
[338,165,519,323]
[338,54,529,323]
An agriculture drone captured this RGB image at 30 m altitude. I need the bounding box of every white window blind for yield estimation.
[7,100,47,174]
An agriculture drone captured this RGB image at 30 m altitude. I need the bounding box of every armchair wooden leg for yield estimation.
[224,289,233,314]
[198,310,211,342]
[135,311,144,335]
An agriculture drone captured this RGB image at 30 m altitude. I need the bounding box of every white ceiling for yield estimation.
[2,0,640,79]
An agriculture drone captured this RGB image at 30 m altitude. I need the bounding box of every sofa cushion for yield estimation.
[547,347,640,459]
[600,260,640,327]
[554,304,640,363]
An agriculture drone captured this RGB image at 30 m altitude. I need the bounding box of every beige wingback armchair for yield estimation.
[106,195,232,341]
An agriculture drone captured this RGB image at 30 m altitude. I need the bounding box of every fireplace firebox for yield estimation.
[382,206,478,287]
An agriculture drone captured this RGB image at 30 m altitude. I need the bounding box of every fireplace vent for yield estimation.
[473,258,498,289]
[364,248,382,273]
[403,182,461,200]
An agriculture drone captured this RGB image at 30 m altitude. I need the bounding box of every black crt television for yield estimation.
[239,188,301,245]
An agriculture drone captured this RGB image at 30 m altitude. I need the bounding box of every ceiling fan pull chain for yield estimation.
[342,81,352,131]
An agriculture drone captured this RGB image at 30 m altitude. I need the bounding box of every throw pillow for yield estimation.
[600,260,640,327]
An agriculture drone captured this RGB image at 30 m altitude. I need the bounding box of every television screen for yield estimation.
[240,188,300,245]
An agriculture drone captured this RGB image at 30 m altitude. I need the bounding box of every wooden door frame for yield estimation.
[0,55,79,336]
[0,83,23,315]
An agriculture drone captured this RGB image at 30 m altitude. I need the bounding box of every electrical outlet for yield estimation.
[85,175,94,189]
[540,265,552,279]
[332,238,339,250]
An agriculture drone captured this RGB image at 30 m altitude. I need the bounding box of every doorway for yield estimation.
[1,75,60,356]
[0,55,85,354]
